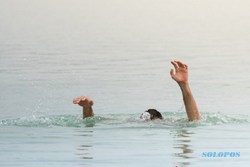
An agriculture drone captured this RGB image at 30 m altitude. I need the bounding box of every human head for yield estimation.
[140,109,163,120]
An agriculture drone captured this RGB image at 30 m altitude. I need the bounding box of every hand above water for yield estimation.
[170,61,189,84]
[73,96,94,108]
[170,60,200,121]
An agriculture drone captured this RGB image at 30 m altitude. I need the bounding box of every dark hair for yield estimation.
[146,109,163,120]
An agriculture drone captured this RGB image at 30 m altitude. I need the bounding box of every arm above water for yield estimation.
[170,61,200,121]
[73,96,94,119]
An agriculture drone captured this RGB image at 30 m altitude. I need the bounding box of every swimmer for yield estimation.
[73,61,200,121]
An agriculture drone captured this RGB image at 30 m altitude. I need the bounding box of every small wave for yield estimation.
[0,115,88,128]
[165,111,250,127]
[0,112,249,128]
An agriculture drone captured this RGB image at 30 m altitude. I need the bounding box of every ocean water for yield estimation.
[1,0,250,166]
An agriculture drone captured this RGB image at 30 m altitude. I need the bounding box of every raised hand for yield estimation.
[73,96,94,107]
[170,61,189,84]
[73,96,94,118]
[170,61,200,121]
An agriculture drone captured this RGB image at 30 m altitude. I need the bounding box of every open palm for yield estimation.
[170,61,188,84]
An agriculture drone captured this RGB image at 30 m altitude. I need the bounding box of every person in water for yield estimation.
[73,61,200,121]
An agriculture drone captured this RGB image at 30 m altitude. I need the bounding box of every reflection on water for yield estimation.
[171,129,195,167]
[75,130,93,160]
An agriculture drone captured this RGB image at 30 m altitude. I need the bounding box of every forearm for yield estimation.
[178,83,200,121]
[83,107,94,119]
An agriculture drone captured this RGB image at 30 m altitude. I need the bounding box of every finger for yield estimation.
[175,61,185,68]
[171,61,178,70]
[76,97,82,103]
[79,97,87,103]
[80,96,86,99]
[89,100,94,106]
[76,97,84,103]
[170,68,174,78]
[73,98,77,104]
[183,63,188,69]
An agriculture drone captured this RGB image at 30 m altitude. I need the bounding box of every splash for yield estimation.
[1,115,87,127]
[0,112,249,128]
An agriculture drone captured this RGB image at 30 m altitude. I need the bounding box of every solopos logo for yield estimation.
[202,152,240,157]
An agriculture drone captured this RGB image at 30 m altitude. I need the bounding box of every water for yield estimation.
[1,0,250,166]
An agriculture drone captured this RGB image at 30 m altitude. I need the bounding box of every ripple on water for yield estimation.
[1,112,249,128]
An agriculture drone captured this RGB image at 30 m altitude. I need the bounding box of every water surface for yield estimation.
[1,0,250,166]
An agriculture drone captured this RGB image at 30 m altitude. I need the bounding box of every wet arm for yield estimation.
[73,96,94,119]
[178,83,200,121]
[170,61,200,121]
[82,106,94,119]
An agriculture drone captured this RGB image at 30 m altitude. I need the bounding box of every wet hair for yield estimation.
[140,109,163,120]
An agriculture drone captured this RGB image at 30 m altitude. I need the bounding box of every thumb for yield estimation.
[170,68,174,78]
[89,100,94,106]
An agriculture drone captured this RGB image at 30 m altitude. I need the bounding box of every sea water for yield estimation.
[1,0,250,166]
